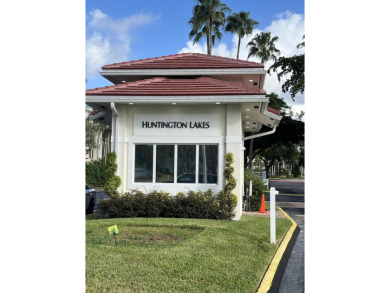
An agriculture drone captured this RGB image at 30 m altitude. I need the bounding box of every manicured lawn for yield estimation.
[86,216,291,293]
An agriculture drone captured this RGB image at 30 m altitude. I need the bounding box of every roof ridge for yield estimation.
[101,53,264,69]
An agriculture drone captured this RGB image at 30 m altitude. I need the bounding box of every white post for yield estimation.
[270,187,279,244]
[248,181,253,211]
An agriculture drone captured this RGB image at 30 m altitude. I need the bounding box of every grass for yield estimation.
[86,216,291,293]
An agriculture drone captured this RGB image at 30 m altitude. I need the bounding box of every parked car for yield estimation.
[176,173,218,184]
[86,184,96,215]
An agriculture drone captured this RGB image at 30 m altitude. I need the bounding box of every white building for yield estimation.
[86,53,281,220]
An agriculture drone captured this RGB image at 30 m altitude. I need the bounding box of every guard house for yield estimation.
[86,53,282,220]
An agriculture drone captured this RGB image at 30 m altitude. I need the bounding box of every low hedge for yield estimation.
[98,189,234,220]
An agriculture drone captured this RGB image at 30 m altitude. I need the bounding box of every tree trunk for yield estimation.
[236,36,241,59]
[208,15,213,55]
[207,34,210,55]
[261,158,274,178]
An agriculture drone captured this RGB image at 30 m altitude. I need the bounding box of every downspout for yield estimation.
[110,102,119,155]
[243,124,277,141]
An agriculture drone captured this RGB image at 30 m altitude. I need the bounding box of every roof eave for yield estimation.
[85,95,267,104]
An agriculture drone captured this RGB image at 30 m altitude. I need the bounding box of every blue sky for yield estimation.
[86,0,305,112]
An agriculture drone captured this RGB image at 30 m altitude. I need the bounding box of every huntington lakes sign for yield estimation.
[134,114,219,136]
[142,121,210,129]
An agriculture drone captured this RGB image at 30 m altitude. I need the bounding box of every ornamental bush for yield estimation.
[104,152,121,197]
[86,158,107,187]
[216,153,238,219]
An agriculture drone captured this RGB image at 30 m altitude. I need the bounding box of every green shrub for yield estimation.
[244,169,265,211]
[145,190,171,217]
[104,152,121,197]
[216,153,238,220]
[280,168,288,176]
[85,158,106,187]
[98,189,229,220]
[185,190,218,219]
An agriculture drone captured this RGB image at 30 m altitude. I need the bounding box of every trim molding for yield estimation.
[86,95,267,103]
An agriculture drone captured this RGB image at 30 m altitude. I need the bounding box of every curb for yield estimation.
[256,208,300,293]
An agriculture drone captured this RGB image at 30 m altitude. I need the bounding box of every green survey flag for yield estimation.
[108,225,119,236]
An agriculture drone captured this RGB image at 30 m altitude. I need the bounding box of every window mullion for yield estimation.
[174,144,178,183]
[153,144,156,183]
[195,144,199,184]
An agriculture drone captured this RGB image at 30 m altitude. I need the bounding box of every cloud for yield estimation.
[178,11,305,112]
[179,41,235,58]
[86,9,159,80]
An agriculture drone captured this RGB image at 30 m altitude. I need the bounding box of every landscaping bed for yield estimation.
[86,216,291,292]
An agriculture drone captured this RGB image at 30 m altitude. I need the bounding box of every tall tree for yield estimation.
[268,35,305,101]
[225,11,258,59]
[246,32,281,169]
[188,0,231,55]
[247,32,281,63]
[244,93,304,173]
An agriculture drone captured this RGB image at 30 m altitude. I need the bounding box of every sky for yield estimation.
[86,0,305,115]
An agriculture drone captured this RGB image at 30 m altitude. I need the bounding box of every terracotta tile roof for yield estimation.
[266,107,281,116]
[86,77,266,96]
[101,53,264,70]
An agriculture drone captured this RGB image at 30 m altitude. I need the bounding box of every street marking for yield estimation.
[257,207,298,293]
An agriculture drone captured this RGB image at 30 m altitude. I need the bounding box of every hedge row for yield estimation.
[98,189,236,220]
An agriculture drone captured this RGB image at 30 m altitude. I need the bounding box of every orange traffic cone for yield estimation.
[258,194,266,213]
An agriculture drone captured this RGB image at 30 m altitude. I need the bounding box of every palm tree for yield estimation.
[247,32,280,63]
[188,0,231,55]
[225,11,259,59]
[246,32,280,170]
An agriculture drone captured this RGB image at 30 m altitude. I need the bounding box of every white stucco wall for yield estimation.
[112,103,244,220]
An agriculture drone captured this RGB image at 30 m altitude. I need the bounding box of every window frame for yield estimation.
[133,143,219,185]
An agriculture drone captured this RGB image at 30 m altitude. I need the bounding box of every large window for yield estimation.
[156,145,174,183]
[177,145,196,183]
[134,144,218,184]
[134,145,153,182]
[198,145,218,184]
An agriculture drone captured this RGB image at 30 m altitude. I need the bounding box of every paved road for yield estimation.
[268,180,305,293]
